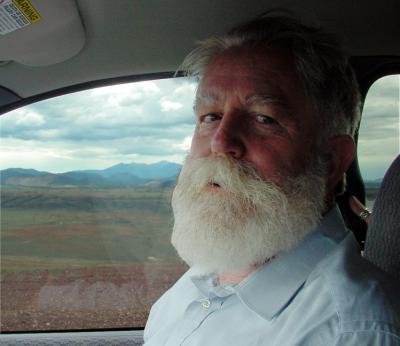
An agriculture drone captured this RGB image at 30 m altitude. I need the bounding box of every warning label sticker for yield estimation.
[0,0,41,35]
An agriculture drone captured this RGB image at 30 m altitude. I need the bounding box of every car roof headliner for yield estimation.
[0,0,399,100]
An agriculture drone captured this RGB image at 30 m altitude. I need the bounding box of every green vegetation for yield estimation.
[1,186,180,273]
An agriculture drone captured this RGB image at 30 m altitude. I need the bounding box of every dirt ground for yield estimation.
[1,263,187,332]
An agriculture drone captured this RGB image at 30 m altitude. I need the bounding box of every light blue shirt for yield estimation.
[144,207,400,345]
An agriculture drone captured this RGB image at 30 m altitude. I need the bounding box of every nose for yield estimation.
[210,115,245,159]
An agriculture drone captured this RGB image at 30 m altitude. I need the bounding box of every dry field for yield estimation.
[1,263,187,331]
[1,186,186,332]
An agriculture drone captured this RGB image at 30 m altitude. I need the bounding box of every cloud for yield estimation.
[0,78,197,172]
[2,78,197,138]
[160,100,183,112]
[358,75,399,179]
[1,108,45,132]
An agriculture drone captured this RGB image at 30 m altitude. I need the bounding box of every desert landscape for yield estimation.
[1,185,187,332]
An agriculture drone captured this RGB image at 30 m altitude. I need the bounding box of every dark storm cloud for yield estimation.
[1,78,197,145]
[359,75,399,141]
[357,75,399,179]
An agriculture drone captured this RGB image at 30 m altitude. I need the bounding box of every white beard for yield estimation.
[171,155,326,275]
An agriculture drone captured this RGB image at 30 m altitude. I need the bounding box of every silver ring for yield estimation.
[359,209,372,221]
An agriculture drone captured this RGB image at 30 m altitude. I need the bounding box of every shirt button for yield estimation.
[201,299,211,309]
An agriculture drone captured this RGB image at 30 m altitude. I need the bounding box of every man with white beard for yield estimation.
[144,12,400,346]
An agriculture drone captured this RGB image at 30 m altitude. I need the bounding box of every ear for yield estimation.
[325,135,356,193]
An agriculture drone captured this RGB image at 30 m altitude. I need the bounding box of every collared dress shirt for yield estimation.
[144,207,400,345]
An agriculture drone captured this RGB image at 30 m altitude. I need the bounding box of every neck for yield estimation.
[218,263,262,285]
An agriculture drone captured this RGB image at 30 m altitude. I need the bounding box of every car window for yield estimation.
[358,74,400,208]
[0,77,195,332]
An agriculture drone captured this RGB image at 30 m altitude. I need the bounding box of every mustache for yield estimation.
[179,155,269,190]
[178,156,262,193]
[175,155,284,211]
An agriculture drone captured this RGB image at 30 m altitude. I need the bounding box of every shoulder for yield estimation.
[332,330,400,345]
[313,233,400,342]
[144,268,199,341]
[147,267,197,316]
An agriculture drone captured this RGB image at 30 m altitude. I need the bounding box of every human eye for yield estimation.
[255,114,277,125]
[201,113,222,123]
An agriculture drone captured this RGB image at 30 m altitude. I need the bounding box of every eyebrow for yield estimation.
[195,92,288,112]
[244,93,287,107]
[193,91,295,125]
[194,92,219,111]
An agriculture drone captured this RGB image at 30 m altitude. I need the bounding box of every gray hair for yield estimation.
[180,11,361,142]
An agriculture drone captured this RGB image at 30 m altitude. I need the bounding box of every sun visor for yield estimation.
[0,0,85,66]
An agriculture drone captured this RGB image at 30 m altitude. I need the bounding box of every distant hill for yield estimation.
[364,179,382,189]
[0,161,181,188]
[81,161,181,180]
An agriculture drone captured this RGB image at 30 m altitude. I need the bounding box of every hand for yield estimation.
[349,195,371,224]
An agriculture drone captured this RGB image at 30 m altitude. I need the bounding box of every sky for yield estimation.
[0,78,197,173]
[0,75,399,180]
[357,75,399,180]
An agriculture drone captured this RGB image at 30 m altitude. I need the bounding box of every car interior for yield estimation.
[0,0,399,344]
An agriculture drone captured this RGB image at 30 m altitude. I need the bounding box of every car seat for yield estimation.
[364,154,400,280]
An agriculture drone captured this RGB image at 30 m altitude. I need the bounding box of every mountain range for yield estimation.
[1,162,382,189]
[0,161,182,188]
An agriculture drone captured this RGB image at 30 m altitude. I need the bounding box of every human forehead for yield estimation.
[195,89,286,111]
[195,47,303,109]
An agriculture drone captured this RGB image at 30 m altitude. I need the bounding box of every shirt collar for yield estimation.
[190,270,237,299]
[234,205,349,321]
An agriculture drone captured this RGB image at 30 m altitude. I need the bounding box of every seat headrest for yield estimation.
[364,154,400,279]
